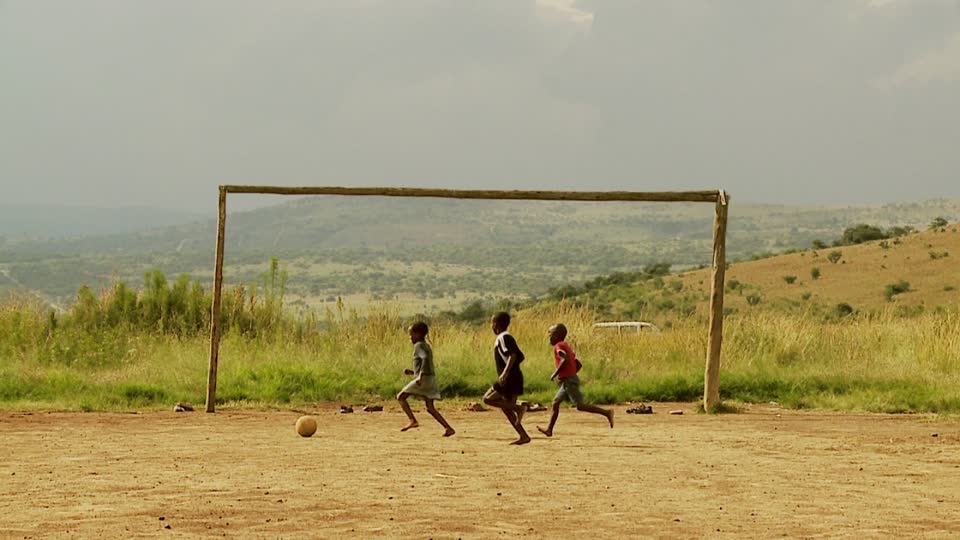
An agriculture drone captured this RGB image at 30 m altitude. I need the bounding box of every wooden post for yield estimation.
[205,186,227,413]
[704,190,729,412]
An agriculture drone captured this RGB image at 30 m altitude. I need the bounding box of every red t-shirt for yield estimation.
[554,341,579,380]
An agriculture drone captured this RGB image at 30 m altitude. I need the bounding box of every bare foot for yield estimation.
[536,426,553,437]
[510,435,532,445]
[401,421,419,432]
[607,410,615,428]
[443,427,456,437]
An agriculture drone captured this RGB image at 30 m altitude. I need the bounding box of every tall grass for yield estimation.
[2,276,959,413]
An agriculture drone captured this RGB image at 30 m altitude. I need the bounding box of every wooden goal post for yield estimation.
[205,186,730,412]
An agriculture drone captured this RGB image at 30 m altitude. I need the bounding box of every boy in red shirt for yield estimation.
[537,323,614,437]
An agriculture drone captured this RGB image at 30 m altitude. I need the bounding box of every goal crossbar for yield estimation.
[205,186,729,412]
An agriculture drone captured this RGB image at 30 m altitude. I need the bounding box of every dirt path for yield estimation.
[2,404,959,538]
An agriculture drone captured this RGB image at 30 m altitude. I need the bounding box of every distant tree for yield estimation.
[929,217,949,230]
[811,239,827,249]
[642,262,672,277]
[839,224,886,245]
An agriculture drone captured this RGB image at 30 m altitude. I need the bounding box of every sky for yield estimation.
[1,0,959,212]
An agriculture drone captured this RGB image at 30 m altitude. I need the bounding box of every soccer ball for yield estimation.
[295,415,317,437]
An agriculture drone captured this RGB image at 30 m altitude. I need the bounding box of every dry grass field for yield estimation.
[3,404,959,538]
[681,224,960,312]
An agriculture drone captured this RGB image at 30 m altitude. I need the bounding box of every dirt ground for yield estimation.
[2,403,959,539]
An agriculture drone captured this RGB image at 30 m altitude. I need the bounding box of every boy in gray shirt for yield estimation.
[398,321,455,437]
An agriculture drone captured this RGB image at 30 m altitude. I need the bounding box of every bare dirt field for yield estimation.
[2,404,959,539]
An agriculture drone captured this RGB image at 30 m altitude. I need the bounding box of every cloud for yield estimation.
[1,0,959,208]
[879,31,960,89]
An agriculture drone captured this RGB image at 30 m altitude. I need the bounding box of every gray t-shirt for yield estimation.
[412,341,435,377]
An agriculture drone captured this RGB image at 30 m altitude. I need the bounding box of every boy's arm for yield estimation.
[499,353,516,386]
[550,349,568,381]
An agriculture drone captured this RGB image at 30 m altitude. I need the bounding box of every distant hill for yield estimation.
[537,221,960,324]
[1,196,958,313]
[680,222,960,315]
[0,204,205,237]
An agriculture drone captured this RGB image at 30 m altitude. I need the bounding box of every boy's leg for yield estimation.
[397,392,419,431]
[538,382,569,437]
[484,387,521,419]
[506,395,531,445]
[537,399,563,437]
[576,402,615,428]
[425,399,455,437]
[484,388,530,444]
[564,376,614,428]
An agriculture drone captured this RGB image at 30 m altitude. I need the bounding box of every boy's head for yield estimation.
[491,311,511,334]
[547,323,567,345]
[408,321,429,343]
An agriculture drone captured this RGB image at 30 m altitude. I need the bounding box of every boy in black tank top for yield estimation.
[482,311,531,445]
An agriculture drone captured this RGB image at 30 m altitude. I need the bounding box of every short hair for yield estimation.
[409,321,429,335]
[549,323,567,340]
[492,311,511,328]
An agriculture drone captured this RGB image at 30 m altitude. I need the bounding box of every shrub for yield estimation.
[879,240,890,250]
[827,251,843,264]
[746,294,762,306]
[884,280,911,301]
[727,279,742,291]
[801,292,812,301]
[811,239,827,249]
[887,226,915,238]
[929,251,949,260]
[783,276,797,284]
[944,285,956,292]
[834,303,854,317]
[929,217,948,230]
[810,267,821,280]
[840,224,886,245]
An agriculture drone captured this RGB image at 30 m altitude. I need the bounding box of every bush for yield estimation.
[827,251,843,264]
[884,280,911,301]
[887,226,915,238]
[929,251,949,260]
[746,294,762,306]
[929,217,948,230]
[783,276,797,285]
[801,292,812,301]
[840,224,886,245]
[834,303,855,317]
[810,267,821,280]
[811,240,827,250]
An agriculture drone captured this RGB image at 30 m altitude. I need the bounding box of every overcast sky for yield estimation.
[1,0,959,211]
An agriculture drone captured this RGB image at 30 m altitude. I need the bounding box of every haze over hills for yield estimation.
[1,197,958,314]
[0,204,205,237]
